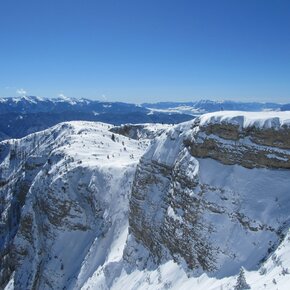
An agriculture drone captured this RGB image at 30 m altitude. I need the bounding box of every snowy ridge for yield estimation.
[110,123,172,140]
[197,111,290,129]
[0,121,147,289]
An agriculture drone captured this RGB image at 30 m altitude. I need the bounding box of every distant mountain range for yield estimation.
[0,96,192,141]
[0,96,289,141]
[142,99,288,114]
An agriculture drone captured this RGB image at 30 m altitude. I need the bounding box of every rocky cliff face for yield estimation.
[128,111,290,278]
[187,113,290,169]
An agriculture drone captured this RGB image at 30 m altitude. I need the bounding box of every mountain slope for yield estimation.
[121,111,290,289]
[2,112,290,289]
[0,121,147,289]
[79,111,290,290]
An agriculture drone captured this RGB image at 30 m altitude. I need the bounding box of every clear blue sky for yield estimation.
[0,0,289,103]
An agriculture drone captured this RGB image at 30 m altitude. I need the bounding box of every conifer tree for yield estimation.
[234,267,251,290]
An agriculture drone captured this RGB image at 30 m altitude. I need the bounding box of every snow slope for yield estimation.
[2,111,290,290]
[0,121,146,289]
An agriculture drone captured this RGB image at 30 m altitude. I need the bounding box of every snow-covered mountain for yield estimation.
[1,111,290,289]
[0,96,193,141]
[0,96,146,114]
[0,121,149,289]
[1,96,289,142]
[0,96,289,140]
[125,111,290,289]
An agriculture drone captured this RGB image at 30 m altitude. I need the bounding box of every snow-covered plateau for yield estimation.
[1,111,290,290]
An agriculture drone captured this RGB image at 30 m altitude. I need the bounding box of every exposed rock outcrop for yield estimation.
[110,123,171,140]
[186,113,290,169]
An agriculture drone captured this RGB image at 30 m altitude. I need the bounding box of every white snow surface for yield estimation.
[197,111,290,129]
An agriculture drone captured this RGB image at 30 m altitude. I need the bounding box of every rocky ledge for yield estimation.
[187,111,290,169]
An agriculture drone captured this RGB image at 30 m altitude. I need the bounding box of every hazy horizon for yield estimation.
[0,94,288,105]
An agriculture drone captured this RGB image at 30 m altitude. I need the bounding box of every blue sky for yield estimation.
[0,0,289,103]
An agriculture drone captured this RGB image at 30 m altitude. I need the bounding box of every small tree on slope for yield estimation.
[234,267,251,290]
